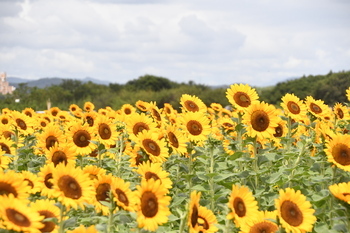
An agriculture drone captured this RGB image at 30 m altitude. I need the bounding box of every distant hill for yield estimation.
[8,77,111,88]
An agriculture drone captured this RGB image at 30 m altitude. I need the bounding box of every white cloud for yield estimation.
[0,0,349,86]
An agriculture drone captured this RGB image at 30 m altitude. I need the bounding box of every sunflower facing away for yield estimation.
[275,188,316,233]
[135,178,171,231]
[226,83,259,111]
[180,94,208,113]
[51,163,95,210]
[227,184,259,228]
[0,194,44,233]
[242,101,280,140]
[329,182,350,204]
[31,199,60,233]
[325,134,350,172]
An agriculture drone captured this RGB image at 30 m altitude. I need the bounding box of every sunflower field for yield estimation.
[1,84,350,233]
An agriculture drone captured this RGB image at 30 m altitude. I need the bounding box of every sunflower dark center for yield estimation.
[46,136,58,150]
[73,130,91,148]
[40,121,47,127]
[24,178,34,188]
[57,175,82,199]
[124,108,132,114]
[233,197,246,217]
[280,200,303,226]
[191,205,199,227]
[168,132,179,148]
[187,120,203,136]
[98,123,112,140]
[16,119,27,130]
[145,172,160,181]
[86,116,94,127]
[233,92,251,107]
[251,110,270,132]
[141,191,158,218]
[38,210,56,232]
[6,208,31,227]
[332,143,350,166]
[310,103,322,114]
[115,189,129,206]
[1,118,9,124]
[287,101,300,114]
[142,139,160,156]
[250,221,278,233]
[96,183,111,202]
[152,109,162,121]
[342,192,350,197]
[198,216,209,230]
[44,173,54,189]
[0,182,17,197]
[0,143,11,154]
[337,108,344,119]
[185,100,199,112]
[52,151,68,166]
[274,124,283,137]
[223,122,234,128]
[133,123,149,135]
[89,149,98,157]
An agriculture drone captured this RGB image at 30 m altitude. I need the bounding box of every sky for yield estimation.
[0,0,349,87]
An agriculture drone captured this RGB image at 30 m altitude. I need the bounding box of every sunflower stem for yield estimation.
[286,116,293,152]
[209,144,215,211]
[252,137,259,191]
[178,211,188,233]
[106,190,116,233]
[58,203,65,233]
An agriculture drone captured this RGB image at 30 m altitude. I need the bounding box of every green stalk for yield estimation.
[58,204,65,233]
[252,137,259,191]
[107,191,116,233]
[209,145,215,211]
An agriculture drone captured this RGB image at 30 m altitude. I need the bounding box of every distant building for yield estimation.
[0,72,16,95]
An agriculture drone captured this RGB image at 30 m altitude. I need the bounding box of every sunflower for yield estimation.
[20,170,41,194]
[275,188,316,233]
[188,190,201,232]
[35,116,50,129]
[66,225,99,233]
[179,111,211,142]
[92,173,114,215]
[83,164,107,180]
[136,161,173,191]
[148,101,165,126]
[22,107,36,118]
[111,177,137,212]
[180,94,207,113]
[163,103,176,116]
[128,145,150,167]
[0,150,11,170]
[31,199,60,233]
[346,87,350,101]
[82,111,98,127]
[83,101,95,112]
[66,121,97,156]
[37,163,56,198]
[325,134,350,171]
[0,114,13,126]
[0,136,16,156]
[226,83,259,111]
[210,103,223,112]
[196,206,219,233]
[135,179,171,231]
[10,110,36,136]
[217,116,236,131]
[305,96,329,118]
[95,115,119,146]
[239,210,279,233]
[121,103,137,115]
[136,130,169,163]
[0,194,44,233]
[135,100,151,112]
[242,101,280,140]
[227,184,259,227]
[69,104,83,116]
[48,107,61,118]
[0,169,30,200]
[333,102,350,120]
[329,182,350,204]
[280,93,307,122]
[165,124,188,156]
[36,123,66,153]
[126,112,158,141]
[46,142,77,167]
[51,163,95,210]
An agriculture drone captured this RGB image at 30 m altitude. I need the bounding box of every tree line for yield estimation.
[1,71,349,112]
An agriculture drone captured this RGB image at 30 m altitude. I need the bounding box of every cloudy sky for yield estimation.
[1,0,349,87]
